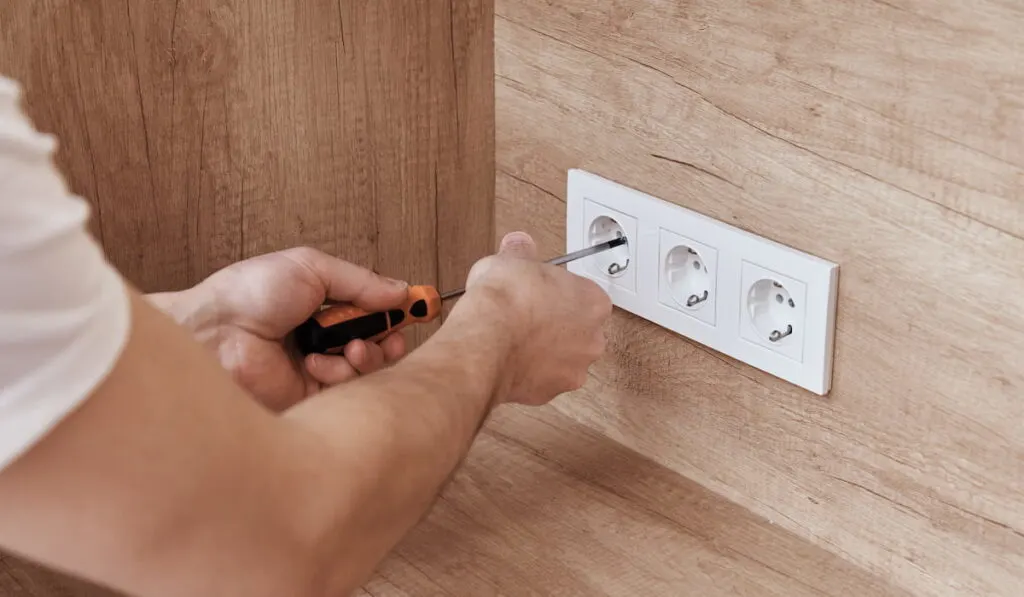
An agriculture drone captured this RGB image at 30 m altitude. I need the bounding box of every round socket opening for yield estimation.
[587,215,630,278]
[748,278,797,343]
[664,245,711,310]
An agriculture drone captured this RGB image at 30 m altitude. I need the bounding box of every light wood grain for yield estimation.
[0,0,494,341]
[0,554,118,597]
[0,407,907,596]
[0,0,492,594]
[367,407,905,597]
[495,0,1024,595]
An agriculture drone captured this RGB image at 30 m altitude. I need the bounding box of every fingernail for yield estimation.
[383,276,408,288]
[501,232,535,250]
[502,231,532,244]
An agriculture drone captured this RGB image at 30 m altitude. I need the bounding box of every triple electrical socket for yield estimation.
[566,169,839,395]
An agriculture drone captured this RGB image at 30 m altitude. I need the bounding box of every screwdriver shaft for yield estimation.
[547,236,626,266]
[439,236,627,301]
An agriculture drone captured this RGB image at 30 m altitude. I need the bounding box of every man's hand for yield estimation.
[0,232,614,597]
[451,231,613,406]
[149,248,409,411]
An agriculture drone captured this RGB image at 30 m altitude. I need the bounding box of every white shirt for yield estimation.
[0,76,130,471]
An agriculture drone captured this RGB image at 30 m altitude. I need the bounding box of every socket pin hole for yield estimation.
[665,244,712,311]
[748,278,797,343]
[588,216,631,278]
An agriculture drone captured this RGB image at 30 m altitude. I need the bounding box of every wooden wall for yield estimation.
[0,0,494,341]
[0,0,492,594]
[495,1,1024,595]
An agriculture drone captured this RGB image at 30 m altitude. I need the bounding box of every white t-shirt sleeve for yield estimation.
[0,76,130,472]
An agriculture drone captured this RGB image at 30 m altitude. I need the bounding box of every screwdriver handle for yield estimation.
[294,285,442,356]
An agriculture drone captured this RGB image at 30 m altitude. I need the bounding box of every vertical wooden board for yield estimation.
[0,1,187,290]
[0,0,495,592]
[125,0,243,282]
[229,0,375,262]
[333,1,378,272]
[349,3,441,346]
[1,0,492,299]
[435,0,496,319]
[0,0,243,289]
[0,2,98,244]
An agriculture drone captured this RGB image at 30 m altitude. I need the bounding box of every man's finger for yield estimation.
[304,353,359,386]
[379,332,407,364]
[498,231,538,260]
[283,247,409,310]
[344,339,386,375]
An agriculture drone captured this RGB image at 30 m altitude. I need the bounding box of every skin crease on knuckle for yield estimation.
[276,248,323,283]
[286,246,321,263]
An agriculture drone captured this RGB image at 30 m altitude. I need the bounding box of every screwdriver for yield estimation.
[294,236,627,356]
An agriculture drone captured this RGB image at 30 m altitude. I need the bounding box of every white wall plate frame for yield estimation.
[566,169,840,395]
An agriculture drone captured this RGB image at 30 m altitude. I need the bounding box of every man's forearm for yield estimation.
[283,300,513,592]
[0,290,513,597]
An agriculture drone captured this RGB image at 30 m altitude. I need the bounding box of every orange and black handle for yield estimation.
[294,285,443,356]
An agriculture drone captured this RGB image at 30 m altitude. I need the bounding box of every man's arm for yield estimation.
[0,74,611,596]
[0,288,506,597]
[0,235,610,597]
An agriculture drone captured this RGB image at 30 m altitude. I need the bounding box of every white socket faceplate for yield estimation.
[566,169,839,395]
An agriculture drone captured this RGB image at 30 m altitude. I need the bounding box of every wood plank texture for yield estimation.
[0,0,492,593]
[374,407,906,597]
[0,407,909,596]
[0,556,115,597]
[0,0,494,341]
[495,0,1024,595]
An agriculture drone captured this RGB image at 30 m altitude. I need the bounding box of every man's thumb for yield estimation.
[498,231,538,260]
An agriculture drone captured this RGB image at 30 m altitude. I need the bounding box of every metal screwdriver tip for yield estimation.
[440,288,465,301]
[439,236,629,302]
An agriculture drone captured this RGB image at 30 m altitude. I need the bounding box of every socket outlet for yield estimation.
[566,169,839,395]
[578,197,638,293]
[740,261,807,362]
[659,229,718,327]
